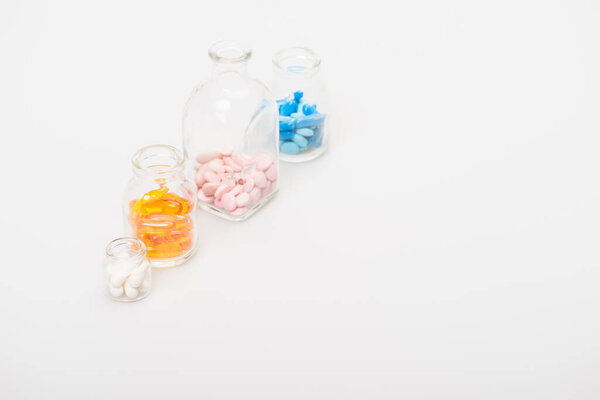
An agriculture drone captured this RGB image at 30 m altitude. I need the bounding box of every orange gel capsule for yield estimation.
[129,187,195,259]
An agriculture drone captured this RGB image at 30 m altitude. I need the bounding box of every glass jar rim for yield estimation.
[209,41,252,64]
[131,144,184,176]
[272,47,321,75]
[105,237,146,260]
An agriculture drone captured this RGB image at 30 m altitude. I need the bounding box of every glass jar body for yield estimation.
[104,237,151,302]
[183,42,279,221]
[123,145,198,268]
[271,47,331,162]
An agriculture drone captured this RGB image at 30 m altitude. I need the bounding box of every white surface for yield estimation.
[1,1,599,399]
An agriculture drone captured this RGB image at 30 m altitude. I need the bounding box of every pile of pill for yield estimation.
[129,187,195,259]
[195,148,278,217]
[277,91,326,155]
[106,258,151,300]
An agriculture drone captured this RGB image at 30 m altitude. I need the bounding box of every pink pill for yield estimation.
[261,181,272,197]
[230,207,247,216]
[254,154,273,171]
[231,184,244,196]
[265,165,278,181]
[197,190,214,203]
[204,170,221,184]
[231,152,247,167]
[223,157,241,172]
[218,172,234,187]
[214,198,223,208]
[223,178,236,188]
[236,192,250,207]
[249,187,261,204]
[196,152,221,164]
[243,177,255,192]
[195,169,205,187]
[223,165,233,173]
[214,184,231,200]
[254,171,268,188]
[219,145,233,156]
[202,182,219,196]
[208,159,225,173]
[222,193,237,211]
[195,163,210,183]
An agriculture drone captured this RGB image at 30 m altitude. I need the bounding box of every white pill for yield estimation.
[110,270,129,288]
[109,285,124,298]
[117,260,138,274]
[127,270,144,288]
[124,282,139,299]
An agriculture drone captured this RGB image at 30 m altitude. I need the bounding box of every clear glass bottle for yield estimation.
[271,47,331,162]
[183,41,279,221]
[123,144,197,268]
[104,237,151,302]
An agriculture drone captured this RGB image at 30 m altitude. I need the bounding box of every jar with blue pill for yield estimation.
[272,47,331,162]
[183,41,280,221]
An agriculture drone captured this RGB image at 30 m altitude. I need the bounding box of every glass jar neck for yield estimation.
[272,47,321,80]
[131,144,185,180]
[208,41,252,77]
[212,60,248,76]
[106,237,146,263]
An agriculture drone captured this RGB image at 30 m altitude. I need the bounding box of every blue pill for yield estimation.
[292,134,308,148]
[295,113,326,129]
[302,104,317,115]
[290,112,301,118]
[296,128,314,137]
[279,100,298,116]
[279,116,294,131]
[280,130,294,140]
[281,141,300,154]
[296,101,307,116]
[293,91,303,101]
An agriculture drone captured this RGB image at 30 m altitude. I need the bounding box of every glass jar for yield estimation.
[183,41,279,221]
[271,47,331,162]
[123,144,197,268]
[104,237,151,302]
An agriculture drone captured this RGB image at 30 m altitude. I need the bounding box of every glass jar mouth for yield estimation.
[209,41,252,64]
[132,144,184,176]
[105,237,146,260]
[272,47,321,76]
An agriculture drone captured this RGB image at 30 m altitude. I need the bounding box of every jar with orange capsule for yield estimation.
[123,145,198,268]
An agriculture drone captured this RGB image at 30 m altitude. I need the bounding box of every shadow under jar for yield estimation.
[272,47,331,162]
[123,144,198,268]
[183,41,279,221]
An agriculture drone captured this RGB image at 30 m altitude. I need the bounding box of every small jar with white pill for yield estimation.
[104,237,151,302]
[271,47,331,162]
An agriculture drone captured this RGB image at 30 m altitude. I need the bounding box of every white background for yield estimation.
[1,0,599,399]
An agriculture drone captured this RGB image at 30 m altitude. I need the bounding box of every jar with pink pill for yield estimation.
[183,41,279,221]
[271,47,331,162]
